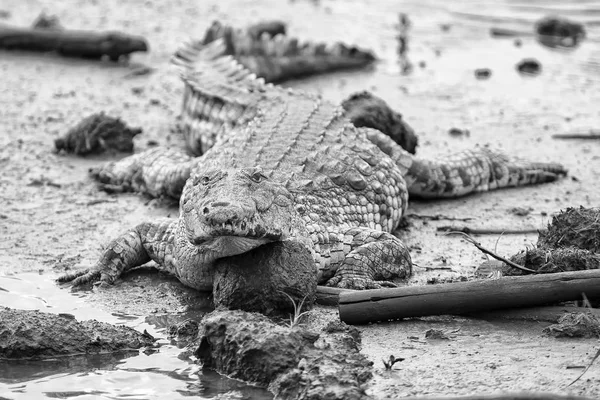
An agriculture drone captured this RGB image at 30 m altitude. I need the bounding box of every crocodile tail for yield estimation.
[404,148,568,199]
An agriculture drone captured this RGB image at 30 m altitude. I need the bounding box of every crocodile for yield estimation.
[199,20,376,84]
[58,36,567,291]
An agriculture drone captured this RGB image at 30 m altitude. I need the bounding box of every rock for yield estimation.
[0,307,155,359]
[213,240,316,315]
[54,112,142,155]
[474,68,491,80]
[193,309,373,400]
[535,16,585,48]
[341,91,419,154]
[448,127,470,137]
[516,58,542,76]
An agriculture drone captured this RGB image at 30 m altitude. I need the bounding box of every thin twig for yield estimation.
[407,213,474,222]
[445,231,537,274]
[568,346,600,387]
[437,226,539,235]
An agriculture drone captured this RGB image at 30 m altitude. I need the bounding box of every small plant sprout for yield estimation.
[280,291,311,329]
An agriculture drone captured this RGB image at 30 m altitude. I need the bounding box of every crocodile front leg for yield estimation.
[317,227,412,290]
[57,219,179,287]
[90,148,192,199]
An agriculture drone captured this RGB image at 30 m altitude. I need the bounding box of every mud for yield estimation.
[54,112,142,155]
[0,306,155,359]
[193,309,373,400]
[214,240,316,315]
[2,0,600,398]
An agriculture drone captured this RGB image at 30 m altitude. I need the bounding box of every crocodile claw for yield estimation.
[326,276,398,290]
[56,267,105,288]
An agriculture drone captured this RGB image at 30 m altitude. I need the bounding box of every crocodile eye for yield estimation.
[195,175,210,185]
[249,171,266,183]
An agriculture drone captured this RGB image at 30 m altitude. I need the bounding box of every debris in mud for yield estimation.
[426,275,469,285]
[0,13,148,61]
[425,328,454,340]
[0,307,155,359]
[27,176,61,188]
[504,247,600,276]
[213,241,317,316]
[502,207,600,276]
[489,27,524,38]
[538,207,600,252]
[448,127,470,137]
[543,312,600,338]
[341,91,418,154]
[395,13,412,74]
[516,58,542,76]
[474,68,491,80]
[54,112,142,155]
[0,10,10,19]
[168,318,200,348]
[32,13,63,30]
[552,131,600,140]
[438,225,538,235]
[509,206,533,217]
[382,354,405,370]
[193,309,373,400]
[535,16,586,48]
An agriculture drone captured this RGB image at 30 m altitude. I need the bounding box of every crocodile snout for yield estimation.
[201,202,244,226]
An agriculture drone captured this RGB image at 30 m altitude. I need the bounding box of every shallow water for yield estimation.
[0,273,272,399]
[1,0,600,397]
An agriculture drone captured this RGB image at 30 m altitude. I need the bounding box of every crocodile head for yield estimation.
[180,166,299,259]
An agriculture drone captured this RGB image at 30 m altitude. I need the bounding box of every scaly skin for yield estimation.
[180,20,376,84]
[58,38,567,290]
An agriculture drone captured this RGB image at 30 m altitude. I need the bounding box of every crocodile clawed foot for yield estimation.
[56,268,106,288]
[327,276,397,290]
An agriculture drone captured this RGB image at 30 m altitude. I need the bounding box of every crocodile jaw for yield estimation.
[199,236,272,257]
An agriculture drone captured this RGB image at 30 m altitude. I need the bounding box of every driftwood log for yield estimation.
[0,24,148,60]
[339,269,600,324]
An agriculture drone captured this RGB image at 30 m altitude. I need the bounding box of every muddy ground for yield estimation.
[1,0,600,398]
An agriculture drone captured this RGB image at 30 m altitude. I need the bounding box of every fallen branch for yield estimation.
[438,226,539,235]
[0,22,148,60]
[446,231,537,274]
[552,132,600,140]
[316,286,354,306]
[338,269,600,324]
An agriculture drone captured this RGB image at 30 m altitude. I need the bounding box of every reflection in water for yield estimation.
[0,273,271,399]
